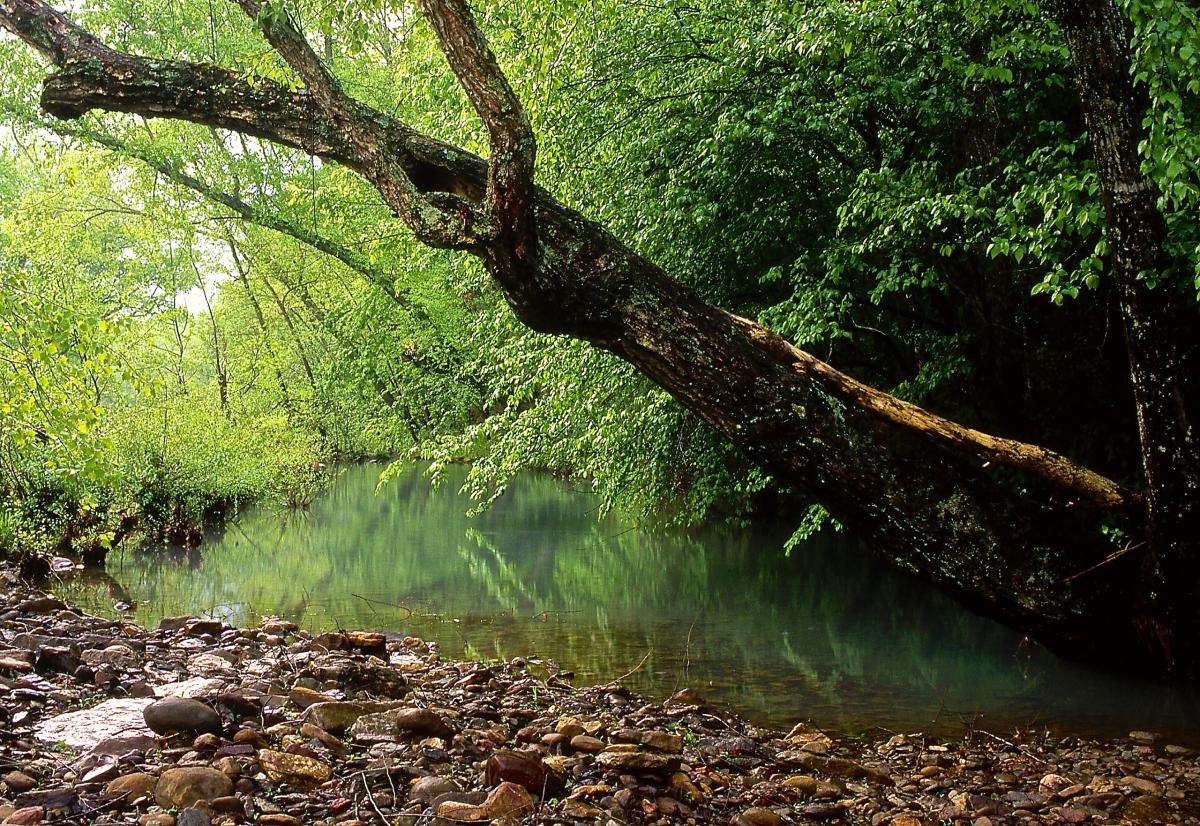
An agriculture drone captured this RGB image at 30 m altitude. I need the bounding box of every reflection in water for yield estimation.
[62,463,1200,739]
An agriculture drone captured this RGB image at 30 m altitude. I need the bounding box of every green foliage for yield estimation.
[0,0,1197,556]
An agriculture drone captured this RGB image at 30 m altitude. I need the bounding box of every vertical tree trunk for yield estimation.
[1051,0,1200,671]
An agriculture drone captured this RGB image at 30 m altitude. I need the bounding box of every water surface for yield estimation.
[64,463,1200,740]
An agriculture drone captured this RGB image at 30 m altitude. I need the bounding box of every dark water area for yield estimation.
[61,463,1200,742]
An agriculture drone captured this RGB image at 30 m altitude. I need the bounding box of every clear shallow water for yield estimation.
[62,463,1200,741]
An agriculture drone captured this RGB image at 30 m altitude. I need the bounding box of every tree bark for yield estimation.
[1050,0,1200,675]
[1,0,1193,676]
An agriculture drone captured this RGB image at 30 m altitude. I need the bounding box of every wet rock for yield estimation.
[782,775,818,796]
[641,731,684,754]
[143,697,222,736]
[555,717,586,738]
[313,630,387,658]
[154,767,233,808]
[102,772,158,802]
[0,655,33,674]
[258,749,331,786]
[668,688,704,706]
[560,798,604,819]
[17,597,64,614]
[436,782,534,822]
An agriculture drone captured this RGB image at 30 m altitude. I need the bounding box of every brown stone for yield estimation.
[154,767,233,809]
[436,782,534,822]
[1,807,43,826]
[596,748,681,774]
[103,772,158,802]
[485,749,565,795]
[571,734,605,753]
[257,749,331,787]
[306,701,405,734]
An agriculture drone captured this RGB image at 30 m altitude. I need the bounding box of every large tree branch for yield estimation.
[230,0,492,249]
[418,0,537,256]
[0,0,1141,513]
[0,0,490,249]
[0,0,1142,516]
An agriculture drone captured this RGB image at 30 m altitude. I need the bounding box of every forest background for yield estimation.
[0,0,1197,577]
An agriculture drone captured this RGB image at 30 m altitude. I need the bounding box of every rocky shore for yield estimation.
[0,575,1197,826]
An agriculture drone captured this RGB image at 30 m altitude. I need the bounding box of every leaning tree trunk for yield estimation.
[1051,0,1200,675]
[0,0,1193,677]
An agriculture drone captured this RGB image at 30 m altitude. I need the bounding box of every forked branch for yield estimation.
[418,0,537,255]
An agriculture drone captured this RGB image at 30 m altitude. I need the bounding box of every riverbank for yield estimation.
[1,574,1197,826]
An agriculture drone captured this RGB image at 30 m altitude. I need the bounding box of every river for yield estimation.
[60,462,1200,740]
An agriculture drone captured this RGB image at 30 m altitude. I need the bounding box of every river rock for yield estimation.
[313,630,387,658]
[81,644,138,668]
[1,773,35,793]
[596,746,681,774]
[175,809,210,826]
[34,698,154,750]
[103,773,158,802]
[34,646,79,675]
[1,807,43,825]
[288,686,333,708]
[257,749,331,786]
[143,697,222,736]
[155,767,233,808]
[570,734,605,753]
[1122,794,1171,824]
[641,730,684,754]
[350,706,454,740]
[304,701,405,733]
[436,782,533,822]
[92,734,158,758]
[738,807,783,826]
[18,597,64,614]
[411,775,461,802]
[156,677,227,699]
[485,750,565,795]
